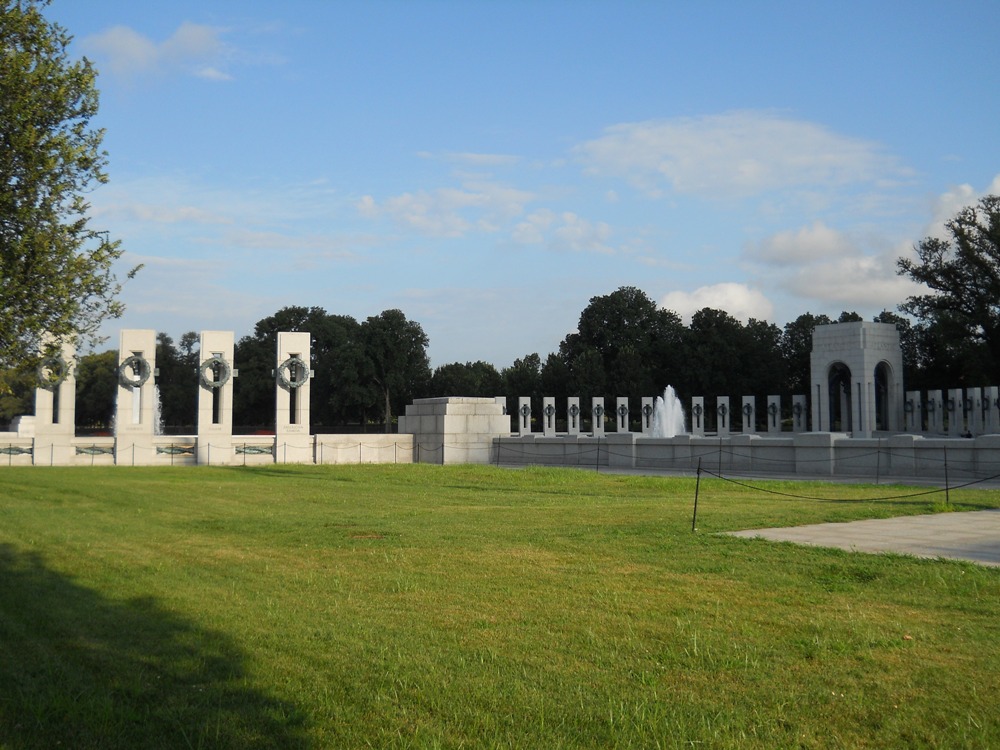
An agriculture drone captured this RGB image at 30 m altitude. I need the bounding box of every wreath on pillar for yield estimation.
[36,355,70,390]
[118,355,151,388]
[199,356,232,389]
[277,356,309,389]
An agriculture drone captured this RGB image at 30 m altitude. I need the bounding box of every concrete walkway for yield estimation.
[728,509,1000,567]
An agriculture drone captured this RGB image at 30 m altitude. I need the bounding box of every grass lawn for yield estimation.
[1,463,999,749]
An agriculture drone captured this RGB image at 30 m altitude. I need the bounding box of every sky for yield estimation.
[47,0,1000,368]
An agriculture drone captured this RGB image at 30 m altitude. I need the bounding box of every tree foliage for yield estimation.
[897,194,1000,382]
[0,0,130,368]
[361,309,430,431]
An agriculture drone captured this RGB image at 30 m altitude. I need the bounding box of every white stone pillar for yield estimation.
[197,331,236,465]
[33,338,77,465]
[591,397,606,436]
[926,390,944,434]
[566,397,581,435]
[542,397,557,436]
[640,396,654,435]
[116,329,158,465]
[947,388,963,436]
[275,331,312,463]
[615,397,630,433]
[716,396,730,435]
[690,397,705,436]
[517,397,532,435]
[741,396,756,434]
[765,395,781,433]
[904,390,922,433]
[791,395,807,432]
[967,387,982,436]
[984,387,999,434]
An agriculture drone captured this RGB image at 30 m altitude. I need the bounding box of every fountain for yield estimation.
[651,385,686,438]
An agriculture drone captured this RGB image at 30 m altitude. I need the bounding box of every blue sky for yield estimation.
[50,0,1000,368]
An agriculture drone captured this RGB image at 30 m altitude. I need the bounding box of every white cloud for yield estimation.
[83,22,233,82]
[512,210,615,254]
[660,283,774,323]
[357,181,534,238]
[576,111,909,199]
[746,221,856,265]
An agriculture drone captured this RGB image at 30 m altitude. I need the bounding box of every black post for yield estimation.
[944,444,950,506]
[692,458,702,533]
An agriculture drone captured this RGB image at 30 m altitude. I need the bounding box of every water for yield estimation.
[651,385,686,438]
[112,384,164,436]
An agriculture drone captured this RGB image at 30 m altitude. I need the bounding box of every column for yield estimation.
[196,331,236,465]
[275,331,313,463]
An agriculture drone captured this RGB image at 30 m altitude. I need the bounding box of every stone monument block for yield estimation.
[640,397,654,435]
[791,395,807,432]
[591,397,605,436]
[542,397,557,436]
[984,387,999,434]
[716,396,730,435]
[197,330,236,465]
[116,329,158,464]
[566,397,581,435]
[275,331,312,463]
[517,397,532,435]
[741,396,756,434]
[765,395,781,433]
[616,397,630,433]
[690,396,705,436]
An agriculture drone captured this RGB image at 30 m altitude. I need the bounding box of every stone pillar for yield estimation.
[542,397,557,436]
[926,390,944,434]
[196,331,236,465]
[566,397,581,435]
[967,387,982,436]
[741,396,756,434]
[591,397,606,436]
[640,397,654,435]
[615,397,630,432]
[116,329,158,465]
[716,396,730,435]
[765,395,781,433]
[275,331,312,463]
[983,387,999,434]
[904,390,921,432]
[690,397,705,436]
[946,388,963,436]
[32,338,77,466]
[516,397,532,435]
[791,395,807,432]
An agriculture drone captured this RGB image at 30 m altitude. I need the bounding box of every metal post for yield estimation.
[692,459,702,533]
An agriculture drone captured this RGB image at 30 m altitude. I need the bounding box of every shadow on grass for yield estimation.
[0,544,310,749]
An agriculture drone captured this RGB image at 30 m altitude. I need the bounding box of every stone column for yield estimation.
[983,387,999,434]
[765,395,781,433]
[275,331,312,463]
[741,396,756,434]
[791,395,807,432]
[926,390,944,434]
[640,396,654,435]
[516,397,532,435]
[591,397,606,436]
[946,388,963,436]
[716,396,730,435]
[967,387,982,436]
[32,338,77,465]
[542,397,557,436]
[566,397,581,435]
[690,397,705,436]
[615,397,630,433]
[116,329,158,465]
[196,331,236,465]
[904,390,921,432]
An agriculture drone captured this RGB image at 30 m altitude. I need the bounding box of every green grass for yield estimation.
[1,464,999,749]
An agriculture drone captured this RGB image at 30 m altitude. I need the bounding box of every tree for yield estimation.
[0,0,132,368]
[155,332,198,430]
[780,313,832,395]
[74,349,117,431]
[559,286,685,400]
[897,195,1000,381]
[430,361,503,398]
[360,309,430,432]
